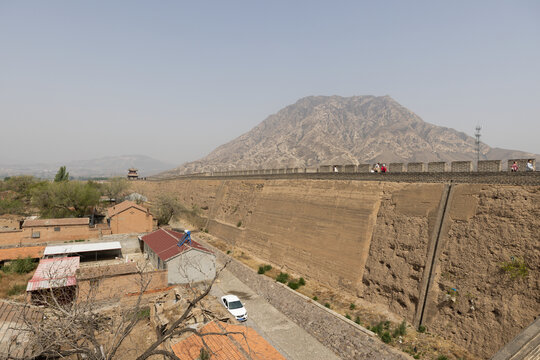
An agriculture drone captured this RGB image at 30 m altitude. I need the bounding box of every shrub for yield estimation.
[236,221,242,227]
[263,264,272,272]
[276,272,289,283]
[345,314,351,320]
[3,257,37,274]
[418,325,426,333]
[7,284,26,296]
[370,322,383,335]
[413,355,420,359]
[226,250,231,254]
[258,266,265,274]
[136,306,150,320]
[355,316,361,325]
[298,277,305,286]
[437,356,449,360]
[392,320,407,337]
[312,296,318,301]
[204,228,208,233]
[500,258,529,279]
[287,281,300,290]
[324,302,331,309]
[381,331,392,343]
[349,303,356,310]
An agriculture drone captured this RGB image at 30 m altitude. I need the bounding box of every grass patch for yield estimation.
[437,356,449,360]
[355,316,361,325]
[136,306,150,320]
[418,325,426,333]
[349,303,356,310]
[276,272,289,283]
[500,257,528,279]
[312,296,318,301]
[7,284,26,296]
[324,302,331,309]
[345,313,351,320]
[392,321,407,338]
[236,220,242,227]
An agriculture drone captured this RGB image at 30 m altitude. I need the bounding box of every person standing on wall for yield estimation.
[511,161,519,172]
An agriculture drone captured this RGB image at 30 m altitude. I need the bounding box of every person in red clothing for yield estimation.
[511,161,518,172]
[381,164,387,173]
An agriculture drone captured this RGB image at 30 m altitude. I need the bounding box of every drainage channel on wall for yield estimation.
[414,183,453,328]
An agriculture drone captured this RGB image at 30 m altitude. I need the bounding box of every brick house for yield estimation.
[140,229,215,284]
[21,218,90,242]
[107,200,155,234]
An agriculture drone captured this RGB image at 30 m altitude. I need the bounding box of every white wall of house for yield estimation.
[166,249,216,284]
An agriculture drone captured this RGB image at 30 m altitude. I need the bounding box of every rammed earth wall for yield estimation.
[135,177,540,358]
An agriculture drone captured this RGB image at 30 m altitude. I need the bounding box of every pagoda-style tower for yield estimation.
[127,168,139,180]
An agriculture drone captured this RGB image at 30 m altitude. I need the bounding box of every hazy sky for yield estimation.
[1,1,539,165]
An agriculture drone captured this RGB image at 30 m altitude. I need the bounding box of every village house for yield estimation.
[140,229,215,285]
[22,218,91,242]
[107,200,155,234]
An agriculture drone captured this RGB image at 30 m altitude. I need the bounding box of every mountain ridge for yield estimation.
[159,95,537,177]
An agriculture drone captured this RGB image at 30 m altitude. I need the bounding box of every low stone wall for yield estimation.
[202,240,411,360]
[428,162,447,172]
[407,163,425,172]
[478,160,501,172]
[389,163,404,173]
[450,161,472,172]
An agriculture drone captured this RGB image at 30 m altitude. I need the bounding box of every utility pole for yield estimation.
[475,125,481,170]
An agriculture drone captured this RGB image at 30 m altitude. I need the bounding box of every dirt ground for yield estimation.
[0,271,33,300]
[196,232,477,360]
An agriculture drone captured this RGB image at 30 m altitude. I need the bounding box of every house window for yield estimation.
[31,231,40,238]
[54,227,61,232]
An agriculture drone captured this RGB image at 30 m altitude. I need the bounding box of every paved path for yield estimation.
[210,265,341,360]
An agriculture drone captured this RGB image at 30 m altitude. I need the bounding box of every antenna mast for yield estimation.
[475,125,482,168]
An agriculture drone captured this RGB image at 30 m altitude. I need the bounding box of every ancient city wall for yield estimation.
[134,178,539,359]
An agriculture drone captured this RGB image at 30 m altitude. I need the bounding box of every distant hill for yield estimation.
[0,155,173,179]
[157,95,538,177]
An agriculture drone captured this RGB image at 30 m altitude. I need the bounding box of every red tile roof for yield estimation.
[22,218,89,228]
[140,229,212,262]
[107,200,150,218]
[171,321,286,360]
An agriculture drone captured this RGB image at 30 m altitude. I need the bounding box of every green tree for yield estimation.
[0,176,46,215]
[32,181,101,218]
[54,166,70,182]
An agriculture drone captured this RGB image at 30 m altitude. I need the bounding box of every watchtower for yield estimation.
[127,168,139,180]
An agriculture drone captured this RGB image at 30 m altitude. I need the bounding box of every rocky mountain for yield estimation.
[159,95,537,176]
[0,155,173,179]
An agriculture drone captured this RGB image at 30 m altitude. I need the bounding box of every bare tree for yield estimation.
[102,177,129,203]
[7,260,239,360]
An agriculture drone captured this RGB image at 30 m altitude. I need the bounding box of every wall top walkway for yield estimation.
[152,171,540,186]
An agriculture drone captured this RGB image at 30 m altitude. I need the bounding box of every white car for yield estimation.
[221,294,248,322]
